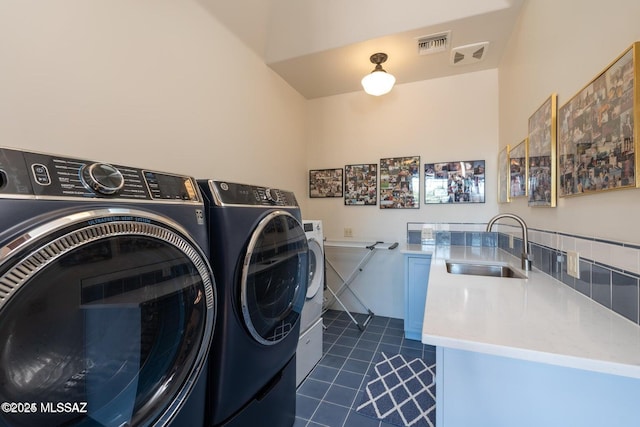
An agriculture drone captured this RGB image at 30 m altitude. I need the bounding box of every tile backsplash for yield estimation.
[407,222,640,325]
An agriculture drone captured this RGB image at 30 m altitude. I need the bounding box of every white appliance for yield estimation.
[296,219,325,386]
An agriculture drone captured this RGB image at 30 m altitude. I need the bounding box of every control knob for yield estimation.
[81,163,125,195]
[264,188,279,204]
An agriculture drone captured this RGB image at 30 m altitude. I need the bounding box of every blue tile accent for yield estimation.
[450,231,466,246]
[406,224,640,326]
[435,231,451,246]
[407,230,422,244]
[591,264,612,309]
[532,244,543,270]
[612,271,639,323]
[575,260,591,298]
[482,232,497,247]
[466,232,483,247]
[539,247,554,276]
[512,238,523,257]
[560,257,576,290]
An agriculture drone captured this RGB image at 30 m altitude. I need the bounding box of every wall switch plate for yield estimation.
[509,234,514,249]
[567,250,580,279]
[344,227,353,238]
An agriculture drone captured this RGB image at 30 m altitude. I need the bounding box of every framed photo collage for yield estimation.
[310,156,486,209]
[498,41,640,207]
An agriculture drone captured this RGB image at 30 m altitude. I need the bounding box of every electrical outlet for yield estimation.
[567,250,580,279]
[509,234,514,249]
[344,227,353,238]
[421,226,434,243]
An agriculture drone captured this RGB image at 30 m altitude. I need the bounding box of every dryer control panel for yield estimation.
[208,180,299,207]
[0,147,199,202]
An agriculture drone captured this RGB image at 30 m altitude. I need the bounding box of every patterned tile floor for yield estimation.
[294,310,436,427]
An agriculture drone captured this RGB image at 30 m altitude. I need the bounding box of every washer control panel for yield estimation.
[0,147,199,202]
[210,180,298,207]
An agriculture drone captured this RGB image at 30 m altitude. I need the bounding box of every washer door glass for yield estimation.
[0,211,215,427]
[306,239,324,299]
[241,211,308,346]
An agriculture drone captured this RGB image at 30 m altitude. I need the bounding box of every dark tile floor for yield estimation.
[294,310,436,427]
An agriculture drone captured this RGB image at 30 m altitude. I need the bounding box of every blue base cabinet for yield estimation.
[404,254,431,341]
[436,347,640,426]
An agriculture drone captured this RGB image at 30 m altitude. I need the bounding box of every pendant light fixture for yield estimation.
[361,52,396,96]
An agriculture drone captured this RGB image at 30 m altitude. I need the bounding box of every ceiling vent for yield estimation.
[416,31,451,55]
[450,42,490,65]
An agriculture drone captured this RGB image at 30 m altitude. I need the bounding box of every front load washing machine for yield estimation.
[300,220,324,333]
[296,220,325,386]
[0,147,216,427]
[198,180,308,427]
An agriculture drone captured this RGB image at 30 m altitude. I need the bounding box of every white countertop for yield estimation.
[403,244,640,379]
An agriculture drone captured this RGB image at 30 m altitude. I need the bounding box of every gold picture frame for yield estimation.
[527,94,557,207]
[558,42,639,197]
[498,146,510,203]
[509,138,528,198]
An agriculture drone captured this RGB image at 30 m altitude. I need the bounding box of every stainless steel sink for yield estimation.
[445,261,526,279]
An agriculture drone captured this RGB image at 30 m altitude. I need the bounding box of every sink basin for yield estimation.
[445,261,526,279]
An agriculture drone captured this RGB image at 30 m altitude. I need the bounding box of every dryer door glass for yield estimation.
[241,211,308,345]
[0,214,215,427]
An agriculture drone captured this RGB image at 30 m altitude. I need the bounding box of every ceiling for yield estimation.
[197,0,525,99]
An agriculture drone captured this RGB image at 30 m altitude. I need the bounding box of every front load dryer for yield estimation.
[0,147,216,427]
[296,220,325,386]
[198,180,308,427]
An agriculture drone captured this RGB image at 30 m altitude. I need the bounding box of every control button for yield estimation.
[31,163,51,186]
[81,163,125,195]
[183,179,197,201]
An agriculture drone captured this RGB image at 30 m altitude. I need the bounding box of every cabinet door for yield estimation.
[404,255,431,341]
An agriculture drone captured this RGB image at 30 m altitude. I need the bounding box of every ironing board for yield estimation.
[323,240,399,331]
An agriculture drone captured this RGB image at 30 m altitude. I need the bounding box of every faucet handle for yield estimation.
[521,252,533,271]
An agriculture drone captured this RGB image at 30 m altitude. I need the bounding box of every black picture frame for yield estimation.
[424,160,486,204]
[309,168,343,198]
[379,156,420,209]
[344,164,377,205]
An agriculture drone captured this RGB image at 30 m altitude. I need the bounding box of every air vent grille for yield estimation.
[416,31,451,55]
[450,42,490,66]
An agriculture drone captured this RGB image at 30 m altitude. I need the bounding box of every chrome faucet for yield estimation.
[486,213,533,271]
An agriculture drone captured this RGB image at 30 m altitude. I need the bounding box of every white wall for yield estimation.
[0,0,308,199]
[499,0,640,243]
[267,0,514,62]
[305,70,499,318]
[305,69,500,242]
